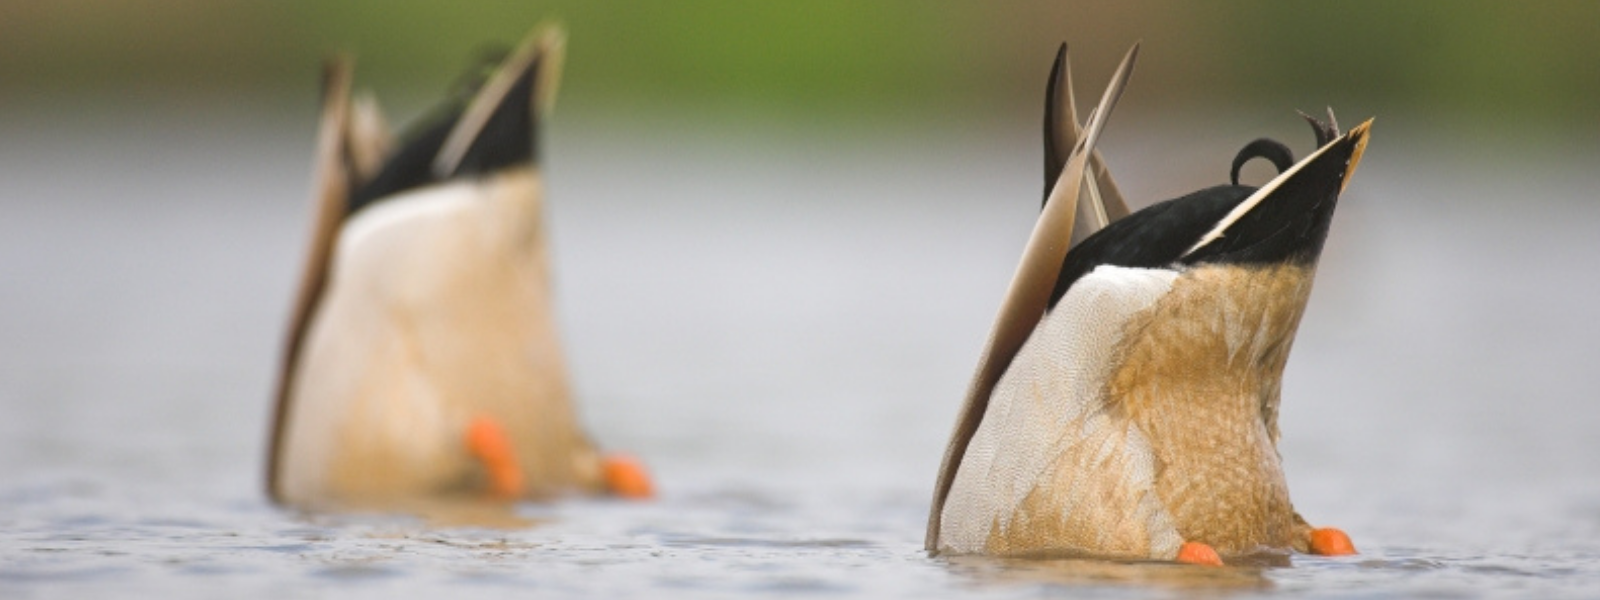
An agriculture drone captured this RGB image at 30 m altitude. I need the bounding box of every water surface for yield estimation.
[2,107,1599,598]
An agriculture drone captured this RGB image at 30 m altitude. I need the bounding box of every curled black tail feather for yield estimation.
[1231,138,1294,186]
[1298,108,1341,147]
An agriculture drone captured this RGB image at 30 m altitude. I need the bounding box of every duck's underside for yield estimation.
[939,262,1317,559]
[926,42,1367,563]
[266,25,650,510]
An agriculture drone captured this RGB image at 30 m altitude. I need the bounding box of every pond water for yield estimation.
[2,105,1599,598]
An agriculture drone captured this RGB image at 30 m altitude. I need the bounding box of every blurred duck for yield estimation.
[925,44,1369,565]
[266,25,652,510]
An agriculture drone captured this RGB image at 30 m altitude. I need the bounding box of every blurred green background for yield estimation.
[5,0,1598,139]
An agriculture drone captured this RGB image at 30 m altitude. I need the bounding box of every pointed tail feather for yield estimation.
[927,43,1141,552]
[268,56,358,502]
[1043,44,1132,247]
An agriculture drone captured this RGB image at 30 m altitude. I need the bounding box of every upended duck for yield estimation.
[265,25,651,510]
[926,43,1368,565]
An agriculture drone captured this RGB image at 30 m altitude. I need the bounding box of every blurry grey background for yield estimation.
[2,2,1599,597]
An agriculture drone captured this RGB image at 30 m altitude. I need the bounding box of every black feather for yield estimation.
[1183,129,1360,267]
[1230,138,1294,186]
[1048,184,1252,308]
[1046,123,1360,310]
[1299,109,1340,146]
[345,49,541,216]
[346,112,457,215]
[448,54,539,178]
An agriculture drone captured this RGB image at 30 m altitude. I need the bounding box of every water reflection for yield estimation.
[289,497,541,530]
[941,553,1273,594]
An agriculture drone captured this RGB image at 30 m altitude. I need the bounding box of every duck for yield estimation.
[925,43,1368,565]
[265,24,652,510]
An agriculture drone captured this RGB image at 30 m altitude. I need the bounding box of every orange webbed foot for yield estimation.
[466,416,524,499]
[601,453,654,499]
[1309,527,1356,556]
[1176,541,1224,566]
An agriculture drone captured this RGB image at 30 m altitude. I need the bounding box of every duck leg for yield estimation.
[466,416,525,498]
[1177,541,1224,566]
[1294,511,1357,555]
[1309,527,1356,555]
[600,453,655,499]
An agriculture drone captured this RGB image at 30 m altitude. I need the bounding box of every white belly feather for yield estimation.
[939,265,1183,557]
[275,170,573,505]
[276,181,487,504]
